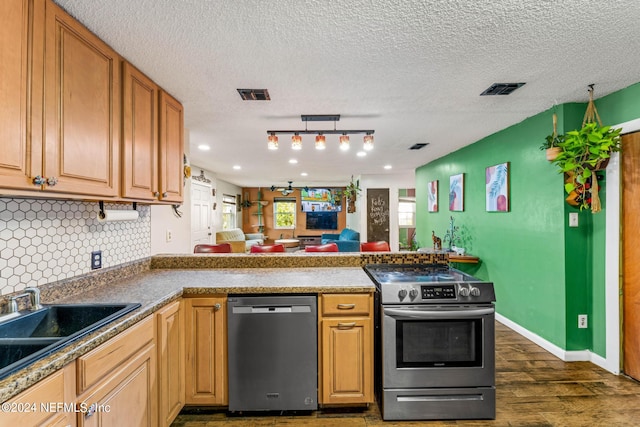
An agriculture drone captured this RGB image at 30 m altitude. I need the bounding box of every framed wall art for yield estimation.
[449,173,464,211]
[486,162,509,212]
[427,180,438,212]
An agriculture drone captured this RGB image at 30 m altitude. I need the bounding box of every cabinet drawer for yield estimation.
[321,293,371,316]
[77,315,153,394]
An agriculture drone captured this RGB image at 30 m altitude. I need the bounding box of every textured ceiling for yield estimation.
[54,0,640,188]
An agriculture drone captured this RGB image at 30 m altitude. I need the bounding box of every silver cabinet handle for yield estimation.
[337,322,357,329]
[337,303,356,310]
[214,303,221,311]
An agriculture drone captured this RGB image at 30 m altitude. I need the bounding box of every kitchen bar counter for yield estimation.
[0,250,446,402]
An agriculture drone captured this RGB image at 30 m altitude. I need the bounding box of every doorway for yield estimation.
[191,181,213,248]
[622,131,640,381]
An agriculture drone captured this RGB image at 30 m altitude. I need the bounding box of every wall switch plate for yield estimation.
[569,212,579,227]
[91,250,102,270]
[166,229,173,242]
[578,314,588,329]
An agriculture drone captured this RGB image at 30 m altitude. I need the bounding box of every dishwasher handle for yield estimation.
[232,305,312,314]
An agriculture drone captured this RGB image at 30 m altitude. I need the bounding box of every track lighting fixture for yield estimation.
[291,134,302,150]
[267,114,374,151]
[268,133,278,150]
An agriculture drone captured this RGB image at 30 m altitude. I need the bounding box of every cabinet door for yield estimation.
[2,363,76,427]
[0,0,43,191]
[122,61,158,201]
[320,317,373,404]
[78,343,157,427]
[43,0,120,197]
[156,300,185,427]
[184,297,227,405]
[158,90,184,203]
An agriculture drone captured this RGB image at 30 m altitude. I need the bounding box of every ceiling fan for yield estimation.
[270,181,295,196]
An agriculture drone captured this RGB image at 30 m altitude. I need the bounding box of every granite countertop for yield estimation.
[0,265,375,403]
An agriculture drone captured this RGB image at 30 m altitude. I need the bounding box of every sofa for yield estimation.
[321,228,361,252]
[215,228,265,253]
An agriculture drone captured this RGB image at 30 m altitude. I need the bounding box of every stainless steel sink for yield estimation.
[0,303,140,380]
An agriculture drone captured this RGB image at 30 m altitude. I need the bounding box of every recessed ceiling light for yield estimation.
[233,165,241,170]
[289,159,298,164]
[198,144,210,151]
[301,172,308,177]
[384,165,392,169]
[357,151,367,157]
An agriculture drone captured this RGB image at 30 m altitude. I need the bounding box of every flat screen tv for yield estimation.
[300,188,341,212]
[306,212,338,230]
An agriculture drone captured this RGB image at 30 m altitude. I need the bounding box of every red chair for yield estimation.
[360,241,390,252]
[194,243,232,253]
[250,244,286,253]
[304,243,339,252]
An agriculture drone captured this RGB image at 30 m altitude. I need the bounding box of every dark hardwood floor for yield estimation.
[172,322,640,426]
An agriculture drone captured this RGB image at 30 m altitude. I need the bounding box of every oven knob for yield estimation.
[398,289,408,300]
[458,286,470,297]
[470,286,481,297]
[409,288,419,300]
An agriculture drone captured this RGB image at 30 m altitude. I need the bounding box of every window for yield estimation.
[398,199,416,227]
[273,197,296,229]
[222,194,237,230]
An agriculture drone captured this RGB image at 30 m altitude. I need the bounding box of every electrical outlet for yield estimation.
[569,212,579,227]
[578,314,588,329]
[166,229,173,242]
[91,250,102,270]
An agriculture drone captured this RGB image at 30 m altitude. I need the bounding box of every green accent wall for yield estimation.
[416,81,640,356]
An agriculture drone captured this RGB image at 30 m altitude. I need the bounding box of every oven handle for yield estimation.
[383,307,494,319]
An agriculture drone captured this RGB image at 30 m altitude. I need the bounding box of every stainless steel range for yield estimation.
[364,264,496,421]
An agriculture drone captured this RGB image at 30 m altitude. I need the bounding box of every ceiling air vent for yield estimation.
[480,83,526,96]
[409,143,429,150]
[237,88,270,101]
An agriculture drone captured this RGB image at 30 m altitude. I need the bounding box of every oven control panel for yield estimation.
[421,284,456,299]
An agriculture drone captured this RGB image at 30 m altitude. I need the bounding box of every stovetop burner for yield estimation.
[364,264,495,305]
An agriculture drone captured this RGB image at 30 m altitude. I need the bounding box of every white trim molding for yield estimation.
[496,314,616,373]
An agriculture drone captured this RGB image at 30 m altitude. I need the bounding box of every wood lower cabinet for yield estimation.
[156,300,185,427]
[184,297,227,405]
[76,316,157,427]
[2,363,76,427]
[319,293,374,405]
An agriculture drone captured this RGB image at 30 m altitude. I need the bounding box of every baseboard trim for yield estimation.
[495,314,617,374]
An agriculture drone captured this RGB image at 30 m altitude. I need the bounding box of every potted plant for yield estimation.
[540,113,564,161]
[552,86,622,212]
[340,176,361,213]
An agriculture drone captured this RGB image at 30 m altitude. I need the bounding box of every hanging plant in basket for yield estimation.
[540,112,564,161]
[552,85,622,213]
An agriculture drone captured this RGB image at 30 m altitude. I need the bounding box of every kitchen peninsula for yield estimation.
[0,251,445,426]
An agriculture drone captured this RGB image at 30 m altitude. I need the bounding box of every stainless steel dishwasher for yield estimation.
[227,295,317,412]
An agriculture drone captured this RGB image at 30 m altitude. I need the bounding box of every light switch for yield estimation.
[569,212,579,227]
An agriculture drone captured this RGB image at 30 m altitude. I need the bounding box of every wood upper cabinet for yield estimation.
[319,293,374,405]
[184,297,227,405]
[0,0,42,191]
[122,61,159,201]
[42,0,120,197]
[156,300,185,427]
[158,90,184,203]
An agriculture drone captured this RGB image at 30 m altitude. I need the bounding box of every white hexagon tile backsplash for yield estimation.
[0,198,151,295]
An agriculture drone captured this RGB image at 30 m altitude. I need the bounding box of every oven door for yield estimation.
[382,304,495,388]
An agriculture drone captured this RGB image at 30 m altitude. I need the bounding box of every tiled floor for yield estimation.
[172,322,640,426]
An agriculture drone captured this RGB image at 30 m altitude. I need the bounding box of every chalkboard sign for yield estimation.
[367,188,389,243]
